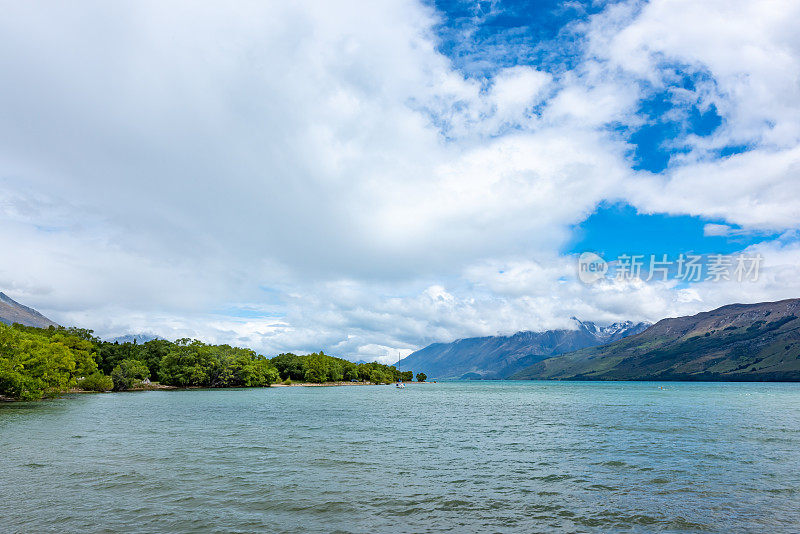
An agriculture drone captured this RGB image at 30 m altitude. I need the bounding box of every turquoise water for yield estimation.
[1,381,799,533]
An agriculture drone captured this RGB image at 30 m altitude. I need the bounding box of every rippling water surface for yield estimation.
[1,381,799,532]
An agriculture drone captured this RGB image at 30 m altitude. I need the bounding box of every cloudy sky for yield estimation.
[1,0,799,362]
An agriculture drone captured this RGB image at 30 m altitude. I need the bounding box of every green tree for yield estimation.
[159,339,218,387]
[139,339,173,381]
[303,353,329,383]
[50,332,99,377]
[0,324,287,398]
[235,356,279,387]
[369,370,393,384]
[0,324,81,400]
[159,341,279,388]
[357,364,372,381]
[416,372,427,382]
[210,345,279,387]
[327,361,344,382]
[96,341,143,375]
[111,359,150,391]
[343,362,359,381]
[78,372,114,392]
[271,353,306,381]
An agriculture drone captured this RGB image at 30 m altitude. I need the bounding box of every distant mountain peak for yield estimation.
[512,299,800,382]
[0,291,59,329]
[398,319,650,379]
[108,333,163,344]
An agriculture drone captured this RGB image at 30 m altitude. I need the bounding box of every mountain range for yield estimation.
[0,292,58,328]
[511,299,800,381]
[398,319,650,379]
[5,289,799,381]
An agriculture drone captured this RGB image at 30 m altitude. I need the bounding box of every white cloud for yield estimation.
[596,0,800,146]
[628,144,800,230]
[0,0,798,359]
[703,224,733,237]
[485,66,551,129]
[588,0,800,230]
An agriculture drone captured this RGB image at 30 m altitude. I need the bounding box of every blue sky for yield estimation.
[566,202,780,259]
[429,0,613,75]
[0,0,798,362]
[430,0,792,265]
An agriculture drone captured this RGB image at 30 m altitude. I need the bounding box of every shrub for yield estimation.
[77,372,113,392]
[369,370,392,384]
[111,359,150,391]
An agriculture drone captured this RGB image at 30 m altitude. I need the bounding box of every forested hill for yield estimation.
[511,299,800,381]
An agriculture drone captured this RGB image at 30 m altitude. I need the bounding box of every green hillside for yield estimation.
[511,299,800,381]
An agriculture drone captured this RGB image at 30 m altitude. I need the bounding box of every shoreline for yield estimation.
[271,380,432,387]
[272,381,375,387]
[2,381,433,402]
[75,380,427,393]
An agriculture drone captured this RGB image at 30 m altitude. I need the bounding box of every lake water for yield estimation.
[1,381,799,533]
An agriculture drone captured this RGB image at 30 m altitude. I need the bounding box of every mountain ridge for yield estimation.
[0,292,59,328]
[511,298,800,381]
[398,319,650,379]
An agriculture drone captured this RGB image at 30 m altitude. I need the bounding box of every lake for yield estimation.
[1,381,799,532]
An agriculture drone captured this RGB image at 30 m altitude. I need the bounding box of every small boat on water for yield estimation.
[396,351,405,388]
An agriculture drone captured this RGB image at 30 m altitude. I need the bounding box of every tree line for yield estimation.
[0,323,422,400]
[271,352,413,384]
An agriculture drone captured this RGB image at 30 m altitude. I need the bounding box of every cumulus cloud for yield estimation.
[0,0,798,362]
[588,0,800,229]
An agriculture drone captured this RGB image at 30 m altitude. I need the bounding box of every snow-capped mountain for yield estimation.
[513,299,800,381]
[108,333,163,344]
[398,319,650,379]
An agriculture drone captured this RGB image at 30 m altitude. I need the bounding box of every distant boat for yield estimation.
[396,351,404,388]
